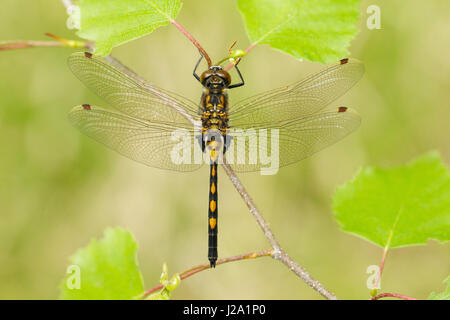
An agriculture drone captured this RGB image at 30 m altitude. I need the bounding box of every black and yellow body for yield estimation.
[194,57,244,267]
[208,161,218,266]
[199,78,229,268]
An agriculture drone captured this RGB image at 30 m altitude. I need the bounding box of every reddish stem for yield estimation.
[170,19,212,67]
[372,293,418,300]
[0,41,65,51]
[0,33,90,52]
[374,248,388,290]
[141,249,273,298]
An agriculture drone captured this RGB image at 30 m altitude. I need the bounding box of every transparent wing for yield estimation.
[229,59,364,129]
[69,105,204,172]
[224,107,361,173]
[68,52,200,125]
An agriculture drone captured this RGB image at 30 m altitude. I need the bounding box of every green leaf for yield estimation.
[236,0,361,63]
[72,0,182,56]
[333,152,450,249]
[429,276,450,300]
[60,228,144,299]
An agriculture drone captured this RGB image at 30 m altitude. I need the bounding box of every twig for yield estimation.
[222,159,338,300]
[105,56,148,82]
[0,40,65,51]
[372,293,418,300]
[373,247,389,293]
[0,39,88,51]
[142,249,273,298]
[0,31,90,52]
[170,19,212,67]
[104,55,198,126]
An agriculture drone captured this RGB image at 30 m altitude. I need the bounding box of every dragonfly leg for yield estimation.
[228,64,245,89]
[193,55,203,82]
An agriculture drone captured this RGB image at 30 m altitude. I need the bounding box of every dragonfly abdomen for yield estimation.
[201,91,228,268]
[208,161,218,267]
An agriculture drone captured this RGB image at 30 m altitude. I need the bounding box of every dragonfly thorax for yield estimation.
[200,90,229,133]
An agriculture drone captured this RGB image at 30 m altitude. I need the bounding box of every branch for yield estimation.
[0,40,91,51]
[222,160,338,300]
[0,40,66,51]
[170,19,212,67]
[104,55,198,126]
[142,249,273,298]
[0,33,90,52]
[373,247,389,293]
[372,293,418,300]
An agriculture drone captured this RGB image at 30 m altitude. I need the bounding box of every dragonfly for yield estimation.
[67,52,364,267]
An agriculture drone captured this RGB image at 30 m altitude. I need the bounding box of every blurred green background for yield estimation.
[0,0,449,299]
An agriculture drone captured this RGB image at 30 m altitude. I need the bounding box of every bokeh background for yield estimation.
[0,0,449,299]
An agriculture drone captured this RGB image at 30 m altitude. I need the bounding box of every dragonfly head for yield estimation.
[200,66,231,90]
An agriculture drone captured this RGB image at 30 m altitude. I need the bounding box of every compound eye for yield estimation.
[200,70,213,84]
[216,70,231,86]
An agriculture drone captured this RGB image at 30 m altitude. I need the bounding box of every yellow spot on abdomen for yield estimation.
[211,165,216,176]
[209,217,217,229]
[210,200,216,212]
[211,182,216,194]
[210,149,217,162]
